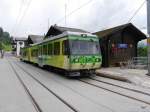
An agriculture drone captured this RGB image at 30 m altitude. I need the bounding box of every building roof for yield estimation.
[11,37,27,44]
[45,25,89,38]
[14,37,27,41]
[94,23,147,41]
[27,35,44,44]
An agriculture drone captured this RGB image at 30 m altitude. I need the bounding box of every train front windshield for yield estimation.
[70,40,100,55]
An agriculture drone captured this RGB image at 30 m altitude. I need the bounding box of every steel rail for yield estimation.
[14,61,79,112]
[79,79,150,106]
[90,77,150,96]
[8,60,43,112]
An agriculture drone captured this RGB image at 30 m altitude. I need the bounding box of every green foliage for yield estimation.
[0,27,11,51]
[3,32,10,38]
[0,31,11,44]
[0,27,3,36]
[0,42,11,51]
[137,46,147,57]
[0,42,4,50]
[3,44,12,51]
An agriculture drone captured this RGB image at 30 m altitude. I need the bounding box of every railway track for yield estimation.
[8,61,43,112]
[79,78,150,106]
[10,60,78,112]
[90,76,150,96]
[12,59,150,110]
[17,59,150,106]
[14,61,115,112]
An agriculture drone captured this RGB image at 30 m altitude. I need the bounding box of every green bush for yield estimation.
[0,27,11,51]
[137,46,147,57]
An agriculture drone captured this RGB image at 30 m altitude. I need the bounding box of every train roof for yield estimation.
[45,25,90,38]
[31,31,97,46]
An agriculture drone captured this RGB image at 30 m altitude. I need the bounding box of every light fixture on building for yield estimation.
[129,44,133,48]
[112,43,115,47]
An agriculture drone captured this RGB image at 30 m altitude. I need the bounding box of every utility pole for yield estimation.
[147,0,150,75]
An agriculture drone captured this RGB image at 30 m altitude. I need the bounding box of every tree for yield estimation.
[3,32,10,38]
[137,46,147,57]
[0,27,3,37]
[137,41,147,57]
[0,42,4,50]
[1,32,11,44]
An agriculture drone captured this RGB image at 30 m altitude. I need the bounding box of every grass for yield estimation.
[3,44,12,51]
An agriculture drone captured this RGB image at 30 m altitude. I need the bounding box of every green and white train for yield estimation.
[20,31,102,77]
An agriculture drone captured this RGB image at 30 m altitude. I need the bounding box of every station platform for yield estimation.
[96,68,150,88]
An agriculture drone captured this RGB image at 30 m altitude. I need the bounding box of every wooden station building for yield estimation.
[94,23,147,67]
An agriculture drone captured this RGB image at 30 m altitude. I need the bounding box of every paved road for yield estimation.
[1,55,150,112]
[0,58,36,112]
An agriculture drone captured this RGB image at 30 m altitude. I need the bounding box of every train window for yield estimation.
[25,50,27,56]
[31,49,35,57]
[31,50,33,56]
[36,49,38,56]
[62,40,69,55]
[33,50,35,57]
[42,45,45,55]
[24,51,26,56]
[40,46,42,55]
[48,43,53,55]
[38,47,40,55]
[54,42,60,55]
[43,45,48,55]
[33,49,38,57]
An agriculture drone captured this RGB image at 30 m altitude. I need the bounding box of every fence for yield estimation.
[127,57,148,69]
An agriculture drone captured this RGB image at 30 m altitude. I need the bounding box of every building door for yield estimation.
[101,43,109,67]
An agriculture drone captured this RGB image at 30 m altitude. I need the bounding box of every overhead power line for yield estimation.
[128,0,146,23]
[12,0,33,35]
[55,0,93,24]
[17,0,32,25]
[11,0,24,34]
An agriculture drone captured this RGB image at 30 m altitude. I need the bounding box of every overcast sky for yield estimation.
[0,0,147,38]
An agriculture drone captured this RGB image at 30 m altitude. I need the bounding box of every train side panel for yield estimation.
[21,47,31,62]
[30,45,38,64]
[37,37,70,70]
[21,33,102,76]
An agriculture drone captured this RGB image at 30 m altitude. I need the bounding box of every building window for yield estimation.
[19,41,23,46]
[54,42,60,55]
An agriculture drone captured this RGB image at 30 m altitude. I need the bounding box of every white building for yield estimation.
[12,37,27,56]
[12,35,43,56]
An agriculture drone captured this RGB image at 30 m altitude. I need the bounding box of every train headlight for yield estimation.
[95,58,100,62]
[74,58,79,63]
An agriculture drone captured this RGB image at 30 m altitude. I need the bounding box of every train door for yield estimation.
[53,41,61,68]
[38,45,43,67]
[62,40,70,69]
[28,48,31,61]
[47,43,53,65]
